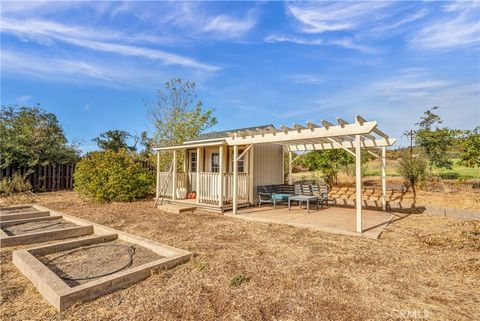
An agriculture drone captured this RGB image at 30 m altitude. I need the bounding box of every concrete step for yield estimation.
[157,204,197,214]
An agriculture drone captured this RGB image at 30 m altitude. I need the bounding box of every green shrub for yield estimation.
[395,153,430,191]
[74,150,154,202]
[439,172,459,180]
[0,173,32,195]
[230,274,247,287]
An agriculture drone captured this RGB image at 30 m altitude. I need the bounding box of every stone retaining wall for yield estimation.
[329,198,480,221]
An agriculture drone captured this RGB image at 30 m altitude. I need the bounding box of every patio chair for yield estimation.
[311,184,329,208]
[257,185,274,207]
[257,184,296,208]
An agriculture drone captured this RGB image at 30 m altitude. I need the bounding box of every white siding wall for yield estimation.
[252,144,284,203]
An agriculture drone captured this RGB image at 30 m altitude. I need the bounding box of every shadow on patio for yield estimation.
[225,205,394,239]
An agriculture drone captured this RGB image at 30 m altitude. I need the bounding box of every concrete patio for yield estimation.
[226,205,395,239]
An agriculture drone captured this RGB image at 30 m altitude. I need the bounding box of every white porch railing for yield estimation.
[187,173,197,192]
[159,172,248,205]
[223,173,248,204]
[158,172,186,197]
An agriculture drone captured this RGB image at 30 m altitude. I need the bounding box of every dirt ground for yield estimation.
[38,239,162,287]
[0,191,479,320]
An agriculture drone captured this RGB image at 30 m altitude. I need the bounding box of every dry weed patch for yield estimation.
[1,191,478,320]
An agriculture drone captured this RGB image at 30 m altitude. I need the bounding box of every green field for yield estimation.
[292,158,480,181]
[365,158,480,178]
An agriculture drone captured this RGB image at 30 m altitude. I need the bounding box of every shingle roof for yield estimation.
[189,124,274,142]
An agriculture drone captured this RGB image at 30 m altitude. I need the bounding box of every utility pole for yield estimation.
[409,129,413,160]
[404,129,414,160]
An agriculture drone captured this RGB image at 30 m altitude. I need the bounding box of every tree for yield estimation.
[414,107,458,169]
[0,104,79,168]
[459,126,480,168]
[147,78,217,147]
[93,130,137,152]
[302,150,355,186]
[146,78,217,170]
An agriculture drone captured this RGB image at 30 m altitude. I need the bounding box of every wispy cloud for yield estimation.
[83,103,92,112]
[374,69,475,103]
[285,74,323,85]
[203,9,258,39]
[286,1,393,33]
[1,49,183,87]
[2,50,117,85]
[14,95,32,104]
[265,34,378,53]
[410,1,480,50]
[1,18,218,71]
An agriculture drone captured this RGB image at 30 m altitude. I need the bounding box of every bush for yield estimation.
[439,172,459,180]
[0,173,32,196]
[395,153,430,191]
[230,274,247,287]
[74,150,154,202]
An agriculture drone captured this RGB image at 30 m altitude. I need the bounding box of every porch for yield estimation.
[157,171,249,206]
[226,205,394,239]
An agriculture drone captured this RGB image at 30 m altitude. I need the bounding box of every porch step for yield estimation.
[157,204,197,214]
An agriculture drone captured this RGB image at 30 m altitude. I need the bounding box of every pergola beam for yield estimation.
[288,137,396,151]
[306,121,319,130]
[227,121,378,146]
[326,137,355,157]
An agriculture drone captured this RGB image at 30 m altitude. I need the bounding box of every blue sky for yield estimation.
[1,1,479,152]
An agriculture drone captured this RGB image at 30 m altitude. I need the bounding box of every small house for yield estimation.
[153,115,396,234]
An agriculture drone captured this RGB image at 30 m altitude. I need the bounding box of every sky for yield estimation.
[1,0,479,152]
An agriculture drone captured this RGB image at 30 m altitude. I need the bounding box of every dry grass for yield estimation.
[0,191,479,320]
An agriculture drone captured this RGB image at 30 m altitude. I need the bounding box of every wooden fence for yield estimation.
[1,160,156,192]
[0,164,75,192]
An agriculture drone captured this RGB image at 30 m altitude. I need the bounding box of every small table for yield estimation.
[288,195,319,213]
[272,193,291,209]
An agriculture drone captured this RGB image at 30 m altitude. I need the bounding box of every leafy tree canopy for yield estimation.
[459,126,480,168]
[148,78,217,147]
[414,107,459,169]
[0,104,79,168]
[302,150,355,186]
[93,130,137,152]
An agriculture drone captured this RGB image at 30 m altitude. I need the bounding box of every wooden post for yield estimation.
[196,147,200,204]
[249,146,254,204]
[233,145,238,214]
[355,134,362,233]
[156,150,161,200]
[172,150,177,201]
[183,149,188,189]
[381,146,387,211]
[218,146,224,207]
[288,151,293,185]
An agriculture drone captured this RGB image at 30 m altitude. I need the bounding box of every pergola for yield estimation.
[224,115,396,233]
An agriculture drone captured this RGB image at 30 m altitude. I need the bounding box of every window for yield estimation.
[190,151,197,172]
[237,150,245,172]
[230,149,245,173]
[211,152,219,172]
